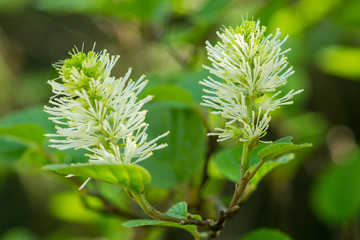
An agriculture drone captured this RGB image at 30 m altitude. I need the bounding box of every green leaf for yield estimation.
[122,202,198,236]
[0,106,51,165]
[0,106,92,164]
[249,154,294,187]
[311,151,360,224]
[34,0,170,23]
[316,46,360,80]
[123,202,187,227]
[165,202,187,218]
[122,219,163,228]
[0,123,46,146]
[195,0,237,24]
[257,136,312,161]
[273,136,293,144]
[0,138,28,163]
[49,191,103,224]
[0,106,50,146]
[140,102,206,188]
[0,0,27,13]
[213,144,266,182]
[43,163,151,194]
[122,219,197,236]
[280,113,328,148]
[0,105,55,133]
[213,139,303,186]
[212,145,243,182]
[176,70,208,104]
[139,85,194,104]
[238,228,292,240]
[1,227,38,240]
[34,0,95,13]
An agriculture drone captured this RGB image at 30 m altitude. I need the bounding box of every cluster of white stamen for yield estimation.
[45,49,169,166]
[200,18,302,143]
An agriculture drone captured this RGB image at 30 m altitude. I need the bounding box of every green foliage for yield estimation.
[0,0,27,13]
[257,137,312,161]
[0,227,38,240]
[212,144,266,182]
[1,0,353,238]
[176,70,208,103]
[311,151,360,224]
[165,201,187,218]
[279,113,328,147]
[0,123,45,146]
[316,46,360,80]
[213,143,295,190]
[212,138,305,184]
[141,101,206,188]
[0,138,28,163]
[0,107,51,167]
[0,106,89,166]
[44,163,151,194]
[238,228,292,240]
[49,191,103,223]
[140,85,194,104]
[213,145,243,182]
[0,105,54,133]
[34,0,170,23]
[122,202,198,236]
[248,154,294,188]
[195,0,236,24]
[123,219,164,228]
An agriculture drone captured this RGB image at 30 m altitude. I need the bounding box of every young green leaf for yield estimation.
[43,163,151,194]
[141,102,206,188]
[212,145,243,182]
[257,136,312,161]
[212,144,266,182]
[316,46,360,80]
[122,202,198,236]
[122,219,163,228]
[139,85,194,104]
[0,105,55,133]
[122,219,198,236]
[49,191,103,224]
[311,151,360,224]
[0,138,28,163]
[238,228,292,240]
[272,136,293,144]
[0,123,46,146]
[249,154,294,187]
[165,201,187,218]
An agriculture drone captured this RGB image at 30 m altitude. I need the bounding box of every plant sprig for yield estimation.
[43,17,312,240]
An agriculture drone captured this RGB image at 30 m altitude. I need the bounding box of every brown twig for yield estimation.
[208,159,266,237]
[130,157,267,239]
[200,134,218,188]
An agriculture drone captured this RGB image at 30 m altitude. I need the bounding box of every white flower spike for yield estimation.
[200,18,302,143]
[45,48,169,169]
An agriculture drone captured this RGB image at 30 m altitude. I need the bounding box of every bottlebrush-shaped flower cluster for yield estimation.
[200,19,302,144]
[45,49,169,165]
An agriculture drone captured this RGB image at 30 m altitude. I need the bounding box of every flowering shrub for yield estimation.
[43,19,311,239]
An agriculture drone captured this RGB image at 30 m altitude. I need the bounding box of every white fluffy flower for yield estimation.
[45,48,169,166]
[200,19,302,143]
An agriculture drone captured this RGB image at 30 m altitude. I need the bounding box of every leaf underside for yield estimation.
[122,202,199,235]
[43,163,151,194]
[257,136,312,161]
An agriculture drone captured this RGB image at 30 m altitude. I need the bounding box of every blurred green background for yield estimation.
[0,0,359,239]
